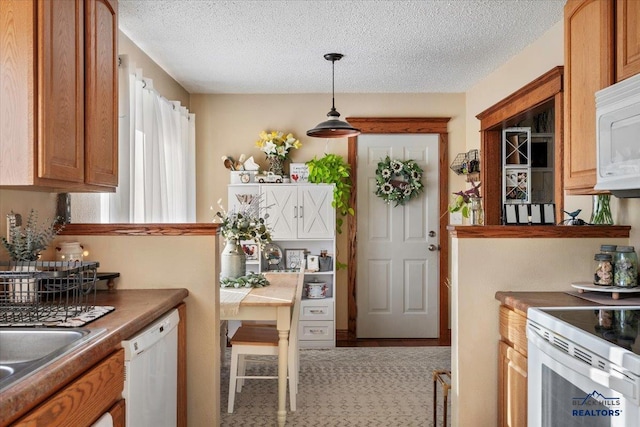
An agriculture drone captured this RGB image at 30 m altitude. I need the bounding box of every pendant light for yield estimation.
[307,53,360,138]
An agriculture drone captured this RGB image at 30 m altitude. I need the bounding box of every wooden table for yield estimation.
[220,273,299,427]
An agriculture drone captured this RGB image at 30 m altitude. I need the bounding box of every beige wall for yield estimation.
[451,236,629,427]
[42,234,221,426]
[190,92,466,329]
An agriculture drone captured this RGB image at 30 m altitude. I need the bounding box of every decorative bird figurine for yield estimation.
[563,209,584,225]
[563,209,581,219]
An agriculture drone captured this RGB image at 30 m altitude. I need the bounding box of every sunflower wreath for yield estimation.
[375,156,424,206]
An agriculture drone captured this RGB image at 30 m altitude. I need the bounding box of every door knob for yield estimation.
[428,244,440,252]
[428,231,436,237]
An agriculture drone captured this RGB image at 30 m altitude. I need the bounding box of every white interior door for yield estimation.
[356,134,440,338]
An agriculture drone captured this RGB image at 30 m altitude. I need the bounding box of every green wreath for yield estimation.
[375,156,424,206]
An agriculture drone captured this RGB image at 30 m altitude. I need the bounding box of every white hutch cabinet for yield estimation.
[227,183,337,348]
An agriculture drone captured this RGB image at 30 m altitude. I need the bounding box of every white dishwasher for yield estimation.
[122,308,179,427]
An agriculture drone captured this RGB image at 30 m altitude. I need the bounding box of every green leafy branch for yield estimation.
[1,210,62,261]
[306,154,354,234]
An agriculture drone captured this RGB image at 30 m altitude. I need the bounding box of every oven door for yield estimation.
[528,325,640,427]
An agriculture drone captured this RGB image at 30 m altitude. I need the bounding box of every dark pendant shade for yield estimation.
[306,109,360,138]
[307,53,360,139]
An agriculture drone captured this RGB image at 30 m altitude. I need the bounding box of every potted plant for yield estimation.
[306,153,354,234]
[1,210,62,262]
[448,181,483,224]
[1,210,62,302]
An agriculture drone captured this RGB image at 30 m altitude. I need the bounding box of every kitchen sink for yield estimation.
[0,327,106,391]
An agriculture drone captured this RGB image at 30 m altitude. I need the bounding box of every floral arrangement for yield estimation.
[1,209,62,261]
[448,181,481,218]
[255,130,301,159]
[220,272,270,288]
[213,197,272,248]
[375,156,424,206]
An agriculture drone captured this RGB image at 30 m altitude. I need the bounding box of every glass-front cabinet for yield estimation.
[503,127,555,207]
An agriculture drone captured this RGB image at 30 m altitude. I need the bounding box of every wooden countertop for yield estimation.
[1,288,188,426]
[495,291,604,316]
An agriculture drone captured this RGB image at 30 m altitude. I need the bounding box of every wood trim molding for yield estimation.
[58,223,220,236]
[476,66,564,225]
[447,225,631,238]
[476,67,564,127]
[346,117,450,134]
[345,117,451,344]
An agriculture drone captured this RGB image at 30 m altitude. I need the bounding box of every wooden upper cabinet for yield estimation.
[616,0,640,82]
[85,0,118,187]
[0,0,118,191]
[564,0,640,194]
[38,0,85,183]
[564,0,614,194]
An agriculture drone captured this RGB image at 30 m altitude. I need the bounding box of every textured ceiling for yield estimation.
[118,0,565,94]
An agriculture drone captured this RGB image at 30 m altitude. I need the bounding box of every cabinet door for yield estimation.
[84,0,118,187]
[262,185,297,239]
[564,0,614,194]
[616,0,640,81]
[298,185,335,239]
[498,341,528,427]
[15,349,124,426]
[38,0,85,183]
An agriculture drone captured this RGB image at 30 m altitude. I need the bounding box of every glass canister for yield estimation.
[600,244,617,259]
[600,244,617,280]
[613,246,638,288]
[593,253,613,286]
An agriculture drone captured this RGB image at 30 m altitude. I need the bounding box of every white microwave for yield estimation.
[594,72,640,197]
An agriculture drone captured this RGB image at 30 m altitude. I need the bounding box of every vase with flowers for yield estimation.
[255,130,302,176]
[214,197,272,280]
[448,181,483,225]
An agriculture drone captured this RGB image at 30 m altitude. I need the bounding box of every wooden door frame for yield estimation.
[344,117,451,343]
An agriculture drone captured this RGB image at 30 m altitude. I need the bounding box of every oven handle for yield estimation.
[527,325,637,400]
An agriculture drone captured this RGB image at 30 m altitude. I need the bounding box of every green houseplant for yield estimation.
[306,153,354,234]
[1,210,61,261]
[448,181,482,221]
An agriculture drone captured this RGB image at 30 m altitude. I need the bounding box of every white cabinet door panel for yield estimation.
[298,185,334,239]
[262,185,297,239]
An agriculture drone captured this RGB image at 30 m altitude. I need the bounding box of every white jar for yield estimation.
[56,241,84,262]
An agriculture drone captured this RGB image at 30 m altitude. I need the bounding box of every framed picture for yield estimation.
[285,248,306,270]
[306,255,319,272]
[242,243,258,260]
[289,163,309,183]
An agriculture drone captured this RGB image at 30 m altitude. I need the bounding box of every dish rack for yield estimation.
[0,261,99,325]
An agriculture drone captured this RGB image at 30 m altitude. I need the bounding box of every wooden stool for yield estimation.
[433,370,451,427]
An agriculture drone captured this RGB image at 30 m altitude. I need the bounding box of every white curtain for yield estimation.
[101,55,196,223]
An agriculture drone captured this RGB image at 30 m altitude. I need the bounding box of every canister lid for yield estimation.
[600,244,617,252]
[617,246,635,252]
[594,253,613,261]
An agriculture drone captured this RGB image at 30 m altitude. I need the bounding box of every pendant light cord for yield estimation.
[331,58,336,112]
